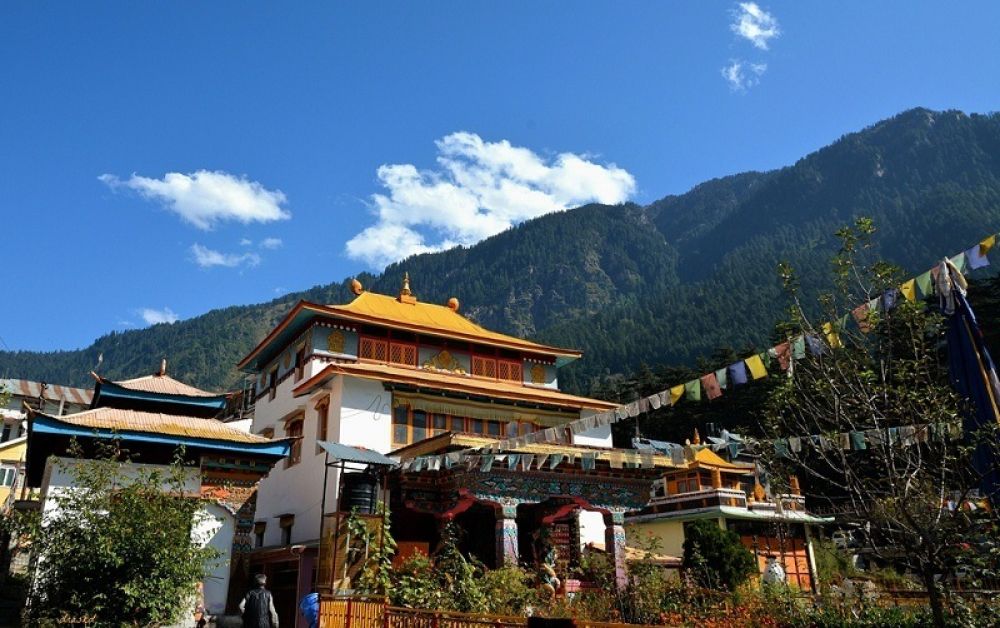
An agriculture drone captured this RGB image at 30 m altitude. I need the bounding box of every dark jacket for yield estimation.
[240,586,279,628]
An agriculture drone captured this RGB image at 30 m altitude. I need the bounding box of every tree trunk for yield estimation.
[921,566,946,628]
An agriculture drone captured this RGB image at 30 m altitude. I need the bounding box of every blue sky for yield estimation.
[2,2,1000,351]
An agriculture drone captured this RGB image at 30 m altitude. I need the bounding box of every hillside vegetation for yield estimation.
[3,108,999,395]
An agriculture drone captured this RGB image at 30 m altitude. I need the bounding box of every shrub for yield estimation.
[682,519,757,591]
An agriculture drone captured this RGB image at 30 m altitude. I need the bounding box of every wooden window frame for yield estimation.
[279,514,294,546]
[497,359,523,383]
[315,397,330,454]
[294,344,307,382]
[359,336,389,363]
[268,367,278,401]
[285,415,304,468]
[254,521,267,548]
[391,406,540,446]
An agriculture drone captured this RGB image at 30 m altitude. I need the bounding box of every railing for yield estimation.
[647,487,747,508]
[320,596,387,628]
[319,596,669,628]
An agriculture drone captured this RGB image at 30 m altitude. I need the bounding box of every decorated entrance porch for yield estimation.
[390,433,674,589]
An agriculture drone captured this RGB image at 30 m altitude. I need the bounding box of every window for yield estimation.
[0,467,14,487]
[411,410,427,442]
[497,360,523,382]
[388,342,417,367]
[316,398,330,453]
[279,514,294,545]
[0,424,10,443]
[294,345,307,382]
[268,367,278,401]
[391,408,535,445]
[393,406,409,445]
[432,414,448,433]
[254,522,266,548]
[359,337,388,362]
[285,416,304,468]
[472,356,497,379]
[505,421,539,437]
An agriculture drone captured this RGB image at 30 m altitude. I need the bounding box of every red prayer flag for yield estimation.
[700,372,722,400]
[774,341,791,370]
[852,302,873,333]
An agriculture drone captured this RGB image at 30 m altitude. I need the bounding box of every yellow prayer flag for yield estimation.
[669,385,684,405]
[745,354,768,380]
[981,235,996,257]
[822,322,843,349]
[900,279,916,302]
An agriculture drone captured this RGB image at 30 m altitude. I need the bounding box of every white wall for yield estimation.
[192,502,235,615]
[578,510,607,549]
[572,409,613,448]
[253,373,395,548]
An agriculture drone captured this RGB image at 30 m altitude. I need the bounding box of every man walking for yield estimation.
[239,574,280,628]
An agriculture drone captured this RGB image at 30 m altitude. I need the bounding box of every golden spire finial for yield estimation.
[398,272,417,304]
[692,428,701,445]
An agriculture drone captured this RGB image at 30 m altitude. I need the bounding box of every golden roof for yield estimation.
[690,447,754,471]
[105,374,223,398]
[327,292,580,358]
[33,407,271,444]
[294,360,618,411]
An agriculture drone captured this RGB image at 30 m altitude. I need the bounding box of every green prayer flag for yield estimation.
[684,379,701,402]
[850,431,867,451]
[915,270,933,297]
[950,252,968,274]
[792,336,806,360]
[759,351,772,368]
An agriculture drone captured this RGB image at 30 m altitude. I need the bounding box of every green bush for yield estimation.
[682,519,757,592]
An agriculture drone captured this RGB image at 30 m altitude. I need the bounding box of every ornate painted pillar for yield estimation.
[603,508,628,590]
[495,500,520,567]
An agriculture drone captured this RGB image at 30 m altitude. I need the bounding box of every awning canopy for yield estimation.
[317,441,397,466]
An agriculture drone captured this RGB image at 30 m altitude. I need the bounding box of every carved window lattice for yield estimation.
[389,342,417,367]
[359,337,388,362]
[472,356,497,379]
[497,360,522,382]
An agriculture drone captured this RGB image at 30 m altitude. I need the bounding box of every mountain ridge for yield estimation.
[4,107,999,394]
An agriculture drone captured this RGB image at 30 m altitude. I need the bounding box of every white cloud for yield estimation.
[345,132,636,269]
[99,170,290,230]
[731,2,780,50]
[722,60,767,91]
[260,237,283,249]
[140,307,178,325]
[190,243,261,268]
[240,238,253,246]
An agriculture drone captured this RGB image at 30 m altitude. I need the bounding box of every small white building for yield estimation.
[23,369,289,620]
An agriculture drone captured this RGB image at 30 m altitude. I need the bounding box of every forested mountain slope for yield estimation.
[4,107,1000,394]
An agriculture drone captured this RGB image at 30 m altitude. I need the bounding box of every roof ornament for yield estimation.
[398,272,417,304]
[159,358,167,376]
[350,278,364,295]
[447,297,460,311]
[692,428,701,445]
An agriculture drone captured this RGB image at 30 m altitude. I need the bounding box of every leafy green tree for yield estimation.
[763,219,1000,627]
[23,442,218,627]
[681,519,756,592]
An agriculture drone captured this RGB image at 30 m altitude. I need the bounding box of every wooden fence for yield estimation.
[319,591,1000,628]
[318,596,662,628]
